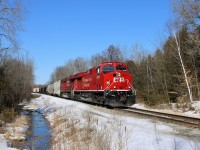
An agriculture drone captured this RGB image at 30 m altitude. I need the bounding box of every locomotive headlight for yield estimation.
[114,86,116,88]
[118,72,121,77]
[106,81,110,85]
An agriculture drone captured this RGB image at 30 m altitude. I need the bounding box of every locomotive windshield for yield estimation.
[102,66,114,74]
[116,65,127,71]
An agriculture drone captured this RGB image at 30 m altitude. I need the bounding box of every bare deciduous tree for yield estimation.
[49,66,67,83]
[167,20,193,102]
[0,0,24,54]
[130,44,145,63]
[90,53,106,67]
[173,0,200,28]
[173,31,193,102]
[103,45,123,62]
[74,57,89,73]
[173,0,200,99]
[49,58,90,83]
[0,55,34,111]
[0,0,33,114]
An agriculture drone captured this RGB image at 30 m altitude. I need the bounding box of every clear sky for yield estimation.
[20,0,172,84]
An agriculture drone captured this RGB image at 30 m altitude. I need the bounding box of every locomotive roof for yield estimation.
[70,72,85,79]
[98,61,127,67]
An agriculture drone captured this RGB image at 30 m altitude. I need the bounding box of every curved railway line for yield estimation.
[122,107,200,128]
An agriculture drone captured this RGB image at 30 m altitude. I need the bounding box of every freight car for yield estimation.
[47,83,54,95]
[33,87,39,93]
[45,61,136,107]
[40,86,47,94]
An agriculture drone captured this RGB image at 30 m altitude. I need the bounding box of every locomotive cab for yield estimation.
[100,62,133,90]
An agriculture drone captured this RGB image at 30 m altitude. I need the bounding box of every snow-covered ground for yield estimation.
[1,94,200,150]
[0,134,16,150]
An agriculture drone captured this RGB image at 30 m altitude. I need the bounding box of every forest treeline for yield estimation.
[0,0,34,113]
[49,0,200,105]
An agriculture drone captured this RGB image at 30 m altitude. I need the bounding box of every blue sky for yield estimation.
[20,0,172,84]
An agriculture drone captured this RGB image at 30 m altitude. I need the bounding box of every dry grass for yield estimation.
[4,115,29,141]
[13,116,28,127]
[49,108,130,150]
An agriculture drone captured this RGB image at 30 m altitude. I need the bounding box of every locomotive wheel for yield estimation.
[74,95,77,100]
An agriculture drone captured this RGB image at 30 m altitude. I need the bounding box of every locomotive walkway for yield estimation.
[123,107,200,128]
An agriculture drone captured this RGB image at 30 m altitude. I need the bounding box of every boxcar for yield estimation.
[54,80,61,96]
[47,84,54,95]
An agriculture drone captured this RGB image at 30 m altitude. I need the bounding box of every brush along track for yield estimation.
[123,107,200,128]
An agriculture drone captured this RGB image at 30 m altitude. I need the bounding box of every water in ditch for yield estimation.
[11,110,51,150]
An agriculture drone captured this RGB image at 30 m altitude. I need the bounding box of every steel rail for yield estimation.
[123,107,200,128]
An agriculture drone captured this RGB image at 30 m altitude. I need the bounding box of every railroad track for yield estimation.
[123,107,200,128]
[37,94,200,128]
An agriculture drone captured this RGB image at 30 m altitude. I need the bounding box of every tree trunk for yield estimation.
[174,32,193,103]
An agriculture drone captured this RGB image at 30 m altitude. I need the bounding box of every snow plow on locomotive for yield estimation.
[42,62,136,107]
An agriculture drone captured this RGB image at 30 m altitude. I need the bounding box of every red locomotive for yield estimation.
[58,61,136,107]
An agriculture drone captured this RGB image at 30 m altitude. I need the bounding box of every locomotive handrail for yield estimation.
[104,80,115,91]
[126,79,136,95]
